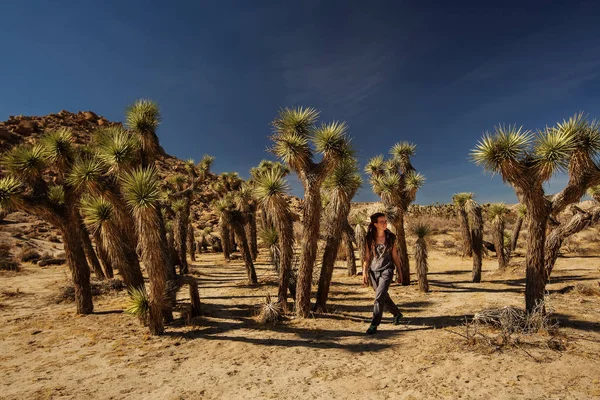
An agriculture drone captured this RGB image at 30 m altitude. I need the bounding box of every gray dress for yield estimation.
[368,242,401,326]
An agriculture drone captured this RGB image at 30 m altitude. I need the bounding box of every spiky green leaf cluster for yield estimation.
[0,176,24,210]
[67,157,106,191]
[125,286,150,321]
[80,195,114,231]
[271,132,310,166]
[371,173,401,196]
[516,204,527,218]
[47,185,65,206]
[390,142,416,160]
[534,127,576,177]
[471,125,531,174]
[171,198,187,213]
[452,192,474,207]
[125,99,160,133]
[364,155,385,176]
[272,106,319,138]
[487,203,509,221]
[323,160,362,194]
[95,127,140,172]
[410,222,431,238]
[121,167,161,210]
[314,121,352,159]
[259,226,279,247]
[405,172,426,191]
[253,169,290,200]
[40,127,74,167]
[2,144,46,179]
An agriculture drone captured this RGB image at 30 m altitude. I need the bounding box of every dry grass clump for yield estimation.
[454,300,565,353]
[255,294,283,324]
[19,246,41,263]
[55,278,126,303]
[559,282,600,296]
[0,244,19,271]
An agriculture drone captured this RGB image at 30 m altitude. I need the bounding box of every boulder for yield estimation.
[83,111,98,121]
[14,120,38,136]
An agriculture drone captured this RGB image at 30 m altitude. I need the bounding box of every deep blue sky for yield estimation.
[3,0,600,204]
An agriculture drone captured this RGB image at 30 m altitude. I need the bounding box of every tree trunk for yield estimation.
[524,193,549,313]
[100,220,145,290]
[470,204,483,283]
[173,200,190,274]
[187,223,196,262]
[415,237,429,292]
[314,233,343,313]
[220,220,231,261]
[231,220,258,284]
[247,206,258,261]
[296,186,322,317]
[510,216,523,253]
[80,222,106,281]
[343,226,356,276]
[354,223,366,270]
[275,220,294,313]
[93,231,114,279]
[493,219,507,269]
[394,210,410,285]
[459,208,473,257]
[545,206,600,280]
[137,210,169,335]
[61,216,94,314]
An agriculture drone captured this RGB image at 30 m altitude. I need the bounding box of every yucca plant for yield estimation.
[253,168,295,311]
[466,199,484,283]
[472,113,600,312]
[121,167,170,335]
[80,195,145,289]
[452,192,474,257]
[314,160,361,313]
[1,134,95,314]
[411,222,431,293]
[235,183,258,261]
[125,286,150,324]
[365,142,425,286]
[270,107,354,317]
[510,204,527,253]
[126,99,163,168]
[214,196,258,285]
[488,203,509,269]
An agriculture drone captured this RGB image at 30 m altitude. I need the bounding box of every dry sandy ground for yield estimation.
[1,249,599,400]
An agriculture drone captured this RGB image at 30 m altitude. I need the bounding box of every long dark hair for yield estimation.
[364,212,396,262]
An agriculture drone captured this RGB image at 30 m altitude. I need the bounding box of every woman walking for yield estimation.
[362,212,403,334]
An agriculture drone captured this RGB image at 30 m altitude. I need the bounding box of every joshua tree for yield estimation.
[80,195,146,289]
[510,204,527,254]
[215,196,258,285]
[93,231,114,279]
[365,143,425,285]
[467,199,483,283]
[125,99,163,168]
[271,107,354,317]
[1,131,94,314]
[314,160,361,313]
[254,169,295,311]
[69,127,144,284]
[452,192,474,257]
[121,167,169,335]
[411,222,430,293]
[351,212,367,270]
[488,203,509,270]
[250,160,290,230]
[235,183,258,261]
[472,113,600,312]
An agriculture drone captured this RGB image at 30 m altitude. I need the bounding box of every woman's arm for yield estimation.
[362,245,371,285]
[392,243,403,284]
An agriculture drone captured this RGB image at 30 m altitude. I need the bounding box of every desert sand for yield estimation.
[1,245,599,400]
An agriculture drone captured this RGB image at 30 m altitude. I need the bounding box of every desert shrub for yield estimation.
[125,287,149,324]
[560,283,600,296]
[0,244,19,271]
[48,235,61,243]
[255,294,283,324]
[19,247,41,262]
[55,278,126,303]
[442,239,455,248]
